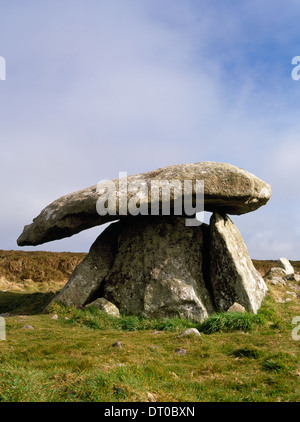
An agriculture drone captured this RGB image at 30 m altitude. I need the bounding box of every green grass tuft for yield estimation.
[231,347,262,359]
[197,311,264,334]
[262,352,298,374]
[54,303,197,332]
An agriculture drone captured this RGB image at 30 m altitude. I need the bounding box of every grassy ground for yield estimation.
[0,252,299,402]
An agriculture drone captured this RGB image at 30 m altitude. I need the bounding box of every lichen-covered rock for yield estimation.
[102,216,215,323]
[17,162,271,246]
[264,267,287,285]
[209,213,268,313]
[179,328,202,337]
[84,297,120,317]
[227,302,246,313]
[48,215,215,322]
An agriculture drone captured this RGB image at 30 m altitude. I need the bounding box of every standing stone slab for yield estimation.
[102,216,215,323]
[276,257,294,276]
[209,213,268,313]
[47,221,122,308]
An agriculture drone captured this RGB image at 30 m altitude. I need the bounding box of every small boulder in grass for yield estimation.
[147,392,156,402]
[85,298,120,318]
[23,324,34,330]
[227,302,246,313]
[175,348,187,355]
[179,328,201,337]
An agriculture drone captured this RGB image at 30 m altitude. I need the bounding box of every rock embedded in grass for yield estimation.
[264,267,289,286]
[84,297,120,318]
[179,328,201,337]
[285,291,297,298]
[23,324,34,330]
[175,348,187,355]
[227,303,246,313]
[147,392,156,402]
[150,345,160,351]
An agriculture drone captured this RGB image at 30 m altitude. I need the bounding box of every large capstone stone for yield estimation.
[209,213,268,313]
[17,162,271,246]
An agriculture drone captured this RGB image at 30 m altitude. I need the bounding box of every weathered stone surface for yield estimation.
[48,216,214,322]
[46,221,121,309]
[179,328,201,337]
[287,273,300,282]
[47,211,269,320]
[147,392,156,402]
[227,302,246,313]
[276,257,294,276]
[264,267,287,285]
[17,162,271,246]
[265,267,287,278]
[85,297,120,318]
[209,213,268,313]
[285,290,297,298]
[102,216,214,323]
[23,325,34,330]
[175,348,187,355]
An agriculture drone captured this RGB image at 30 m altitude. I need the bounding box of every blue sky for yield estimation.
[1,0,300,259]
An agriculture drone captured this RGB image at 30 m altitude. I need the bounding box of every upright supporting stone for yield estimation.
[47,221,122,308]
[102,216,215,323]
[209,213,268,313]
[276,257,294,276]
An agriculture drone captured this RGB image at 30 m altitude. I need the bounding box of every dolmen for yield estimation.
[17,162,271,322]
